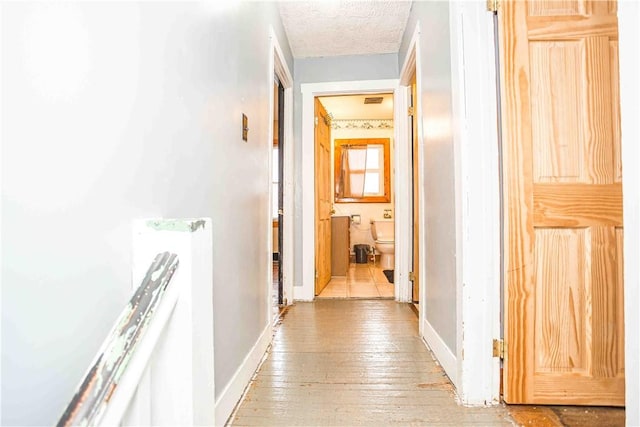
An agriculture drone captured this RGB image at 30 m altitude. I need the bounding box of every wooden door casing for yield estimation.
[498,0,624,405]
[315,98,332,295]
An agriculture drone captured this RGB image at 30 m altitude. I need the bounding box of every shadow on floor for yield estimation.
[508,404,625,426]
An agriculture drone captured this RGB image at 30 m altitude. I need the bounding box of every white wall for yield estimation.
[399,2,458,354]
[619,1,640,424]
[293,54,398,286]
[0,2,292,425]
[330,126,395,251]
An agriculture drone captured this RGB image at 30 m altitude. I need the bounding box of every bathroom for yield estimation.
[318,93,395,295]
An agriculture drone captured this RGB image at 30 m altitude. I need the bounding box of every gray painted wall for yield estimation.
[399,2,458,353]
[292,54,398,287]
[1,2,292,425]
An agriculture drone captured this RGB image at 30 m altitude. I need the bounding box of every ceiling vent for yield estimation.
[364,97,384,104]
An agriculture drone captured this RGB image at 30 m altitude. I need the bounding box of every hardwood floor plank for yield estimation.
[258,363,445,374]
[233,409,513,427]
[248,379,451,391]
[227,300,513,426]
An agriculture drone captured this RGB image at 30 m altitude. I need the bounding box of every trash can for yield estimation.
[354,244,370,264]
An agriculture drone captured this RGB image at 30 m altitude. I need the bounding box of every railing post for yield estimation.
[125,218,215,426]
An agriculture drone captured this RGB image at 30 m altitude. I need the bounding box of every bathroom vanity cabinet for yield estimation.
[331,216,350,276]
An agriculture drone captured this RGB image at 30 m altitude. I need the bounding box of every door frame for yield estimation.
[267,27,294,319]
[449,2,502,403]
[398,25,425,328]
[398,6,502,403]
[276,79,285,305]
[297,79,409,302]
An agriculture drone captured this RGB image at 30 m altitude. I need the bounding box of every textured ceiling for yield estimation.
[319,93,394,120]
[278,1,413,58]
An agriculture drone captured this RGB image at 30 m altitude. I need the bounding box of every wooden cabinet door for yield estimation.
[331,216,350,276]
[315,98,332,295]
[498,0,624,405]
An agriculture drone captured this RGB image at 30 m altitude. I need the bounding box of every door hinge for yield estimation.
[315,269,319,279]
[408,106,414,117]
[409,271,416,281]
[314,116,319,127]
[492,339,504,359]
[487,0,499,12]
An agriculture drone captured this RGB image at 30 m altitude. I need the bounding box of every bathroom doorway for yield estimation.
[313,93,396,299]
[299,79,406,303]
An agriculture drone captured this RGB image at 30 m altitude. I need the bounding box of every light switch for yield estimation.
[242,114,248,141]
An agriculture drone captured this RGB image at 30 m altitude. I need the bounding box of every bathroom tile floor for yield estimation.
[317,262,394,299]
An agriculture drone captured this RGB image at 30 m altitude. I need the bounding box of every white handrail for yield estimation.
[57,252,179,427]
[57,218,215,427]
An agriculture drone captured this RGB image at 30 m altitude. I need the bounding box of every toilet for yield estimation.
[370,219,395,270]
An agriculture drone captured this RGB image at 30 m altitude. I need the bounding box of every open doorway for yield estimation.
[313,94,396,299]
[298,79,408,303]
[267,28,293,325]
[271,78,285,321]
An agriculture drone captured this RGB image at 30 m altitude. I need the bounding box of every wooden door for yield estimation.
[498,0,624,405]
[410,72,420,303]
[315,98,332,295]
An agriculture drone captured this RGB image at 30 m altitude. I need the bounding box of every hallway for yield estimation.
[228,300,513,426]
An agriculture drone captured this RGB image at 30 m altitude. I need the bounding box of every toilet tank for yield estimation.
[371,220,394,241]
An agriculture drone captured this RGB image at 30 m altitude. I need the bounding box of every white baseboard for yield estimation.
[214,323,272,426]
[422,319,458,388]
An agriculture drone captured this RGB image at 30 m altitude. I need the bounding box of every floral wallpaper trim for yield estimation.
[331,119,394,130]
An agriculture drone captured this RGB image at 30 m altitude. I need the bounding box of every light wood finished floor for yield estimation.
[228,300,514,426]
[318,263,394,298]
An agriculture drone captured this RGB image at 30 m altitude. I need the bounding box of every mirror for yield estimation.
[334,138,390,203]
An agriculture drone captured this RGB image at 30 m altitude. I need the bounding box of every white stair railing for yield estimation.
[57,218,215,427]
